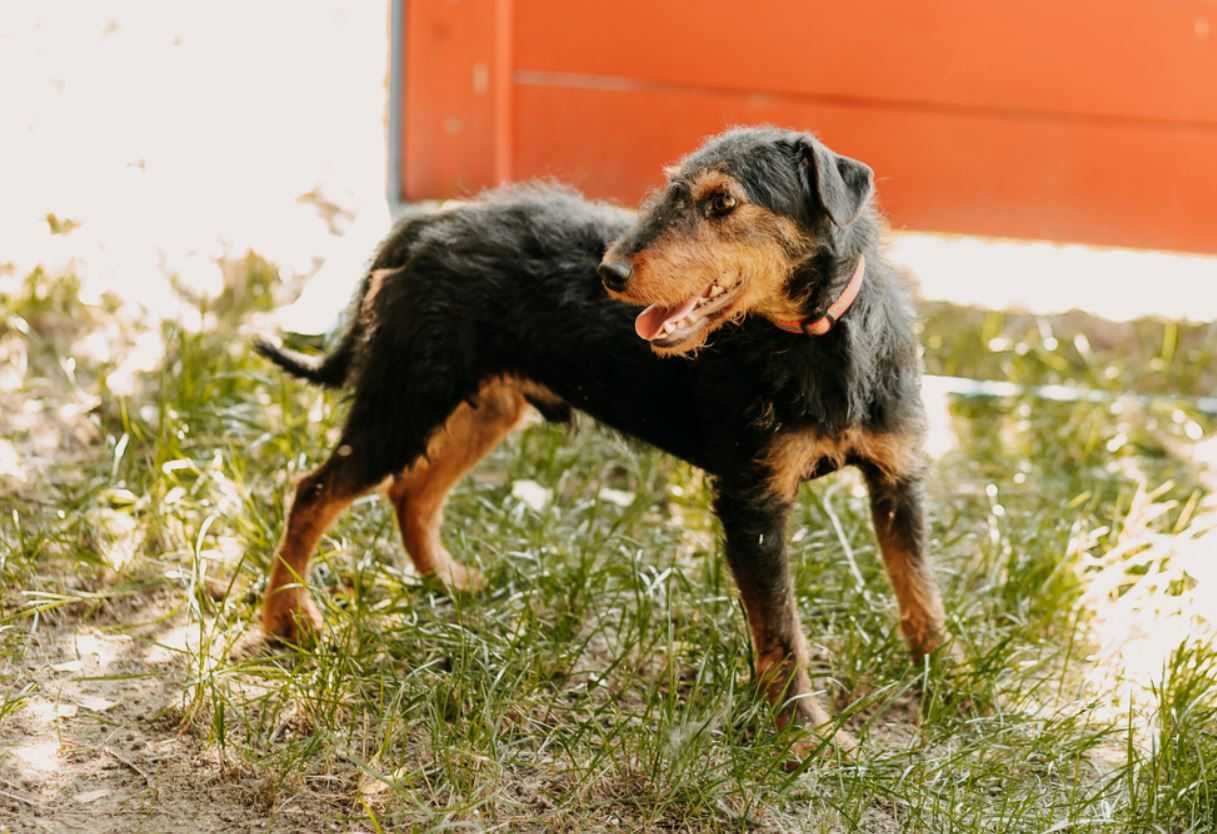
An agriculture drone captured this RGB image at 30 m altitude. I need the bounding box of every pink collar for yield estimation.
[773,255,866,336]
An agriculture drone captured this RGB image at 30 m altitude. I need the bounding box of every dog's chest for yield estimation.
[762,427,918,499]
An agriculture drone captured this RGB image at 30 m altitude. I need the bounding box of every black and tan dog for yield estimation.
[253,126,949,754]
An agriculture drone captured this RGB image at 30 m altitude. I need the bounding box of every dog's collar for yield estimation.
[772,254,866,336]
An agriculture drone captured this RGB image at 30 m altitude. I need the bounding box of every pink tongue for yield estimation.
[634,296,700,341]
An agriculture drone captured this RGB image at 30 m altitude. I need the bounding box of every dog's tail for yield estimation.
[254,333,356,389]
[257,210,430,388]
[254,272,374,389]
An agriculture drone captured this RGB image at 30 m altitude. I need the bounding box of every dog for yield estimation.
[252,126,949,755]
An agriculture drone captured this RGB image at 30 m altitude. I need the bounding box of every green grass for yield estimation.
[2,262,1216,832]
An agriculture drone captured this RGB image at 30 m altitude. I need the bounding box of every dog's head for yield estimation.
[600,127,875,356]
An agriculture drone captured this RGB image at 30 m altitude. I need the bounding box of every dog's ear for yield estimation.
[801,138,874,228]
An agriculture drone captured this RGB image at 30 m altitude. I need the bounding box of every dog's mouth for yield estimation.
[634,278,743,347]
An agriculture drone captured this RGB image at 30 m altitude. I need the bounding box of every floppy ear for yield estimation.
[803,138,874,227]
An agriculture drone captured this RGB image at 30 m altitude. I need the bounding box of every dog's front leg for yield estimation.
[863,468,949,659]
[714,484,851,754]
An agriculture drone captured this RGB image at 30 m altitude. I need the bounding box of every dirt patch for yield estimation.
[0,598,350,834]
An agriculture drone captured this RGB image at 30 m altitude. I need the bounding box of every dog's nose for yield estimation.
[598,259,632,292]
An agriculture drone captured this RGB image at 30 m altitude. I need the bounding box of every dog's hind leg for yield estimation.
[260,449,387,643]
[258,351,478,643]
[387,379,532,591]
[862,468,949,659]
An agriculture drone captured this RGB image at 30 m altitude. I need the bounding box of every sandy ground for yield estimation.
[0,598,347,834]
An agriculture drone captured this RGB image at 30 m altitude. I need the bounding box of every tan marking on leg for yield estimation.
[387,378,533,590]
[862,445,950,660]
[765,427,948,665]
[513,378,566,415]
[749,626,827,727]
[871,487,954,657]
[763,427,923,501]
[262,463,383,641]
[737,588,856,758]
[878,540,947,658]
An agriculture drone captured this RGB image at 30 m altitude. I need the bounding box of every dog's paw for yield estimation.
[787,724,858,768]
[912,634,967,679]
[256,594,323,646]
[433,560,486,593]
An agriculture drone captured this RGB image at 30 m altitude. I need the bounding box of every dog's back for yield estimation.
[257,183,634,392]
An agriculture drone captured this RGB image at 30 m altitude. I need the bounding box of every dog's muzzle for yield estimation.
[598,259,632,292]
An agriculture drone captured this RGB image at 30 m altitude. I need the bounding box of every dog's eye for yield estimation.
[705,191,737,219]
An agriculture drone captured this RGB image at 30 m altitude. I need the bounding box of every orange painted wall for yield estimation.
[400,1,1217,253]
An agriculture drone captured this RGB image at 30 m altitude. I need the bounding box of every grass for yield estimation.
[2,259,1216,832]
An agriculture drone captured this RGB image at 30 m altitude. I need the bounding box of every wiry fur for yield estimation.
[252,127,950,756]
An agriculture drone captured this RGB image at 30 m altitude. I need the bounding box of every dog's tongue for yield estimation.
[635,297,700,341]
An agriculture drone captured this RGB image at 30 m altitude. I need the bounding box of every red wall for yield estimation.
[399,1,1217,253]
